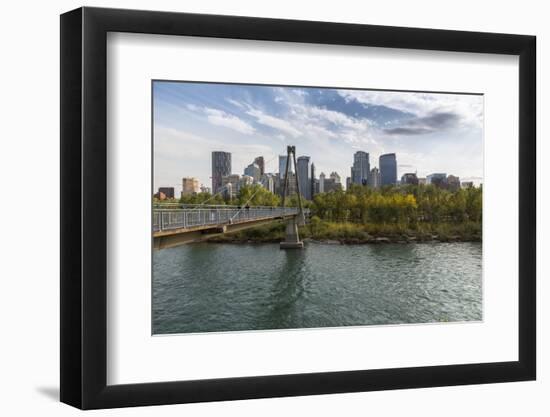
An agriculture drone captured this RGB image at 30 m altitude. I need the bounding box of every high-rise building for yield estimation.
[319,172,325,193]
[351,151,370,185]
[427,173,447,187]
[158,187,175,199]
[447,175,461,191]
[368,167,381,188]
[310,163,316,198]
[401,173,419,185]
[244,163,261,182]
[379,153,397,186]
[461,181,474,189]
[254,156,265,176]
[296,156,311,200]
[221,174,240,199]
[276,172,297,197]
[260,174,275,193]
[200,185,211,194]
[323,172,343,193]
[212,151,231,194]
[181,177,199,196]
[346,177,351,190]
[278,155,293,179]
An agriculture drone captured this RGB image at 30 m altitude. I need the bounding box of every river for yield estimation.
[152,242,482,334]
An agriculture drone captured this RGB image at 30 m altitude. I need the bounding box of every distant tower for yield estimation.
[254,156,265,176]
[351,151,370,185]
[244,163,261,182]
[181,177,200,196]
[211,151,231,194]
[279,155,293,179]
[319,172,325,193]
[297,156,311,200]
[368,167,381,188]
[379,153,397,185]
[310,163,316,198]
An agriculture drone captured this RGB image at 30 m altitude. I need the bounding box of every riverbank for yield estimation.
[207,220,482,244]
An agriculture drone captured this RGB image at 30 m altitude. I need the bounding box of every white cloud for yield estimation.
[292,89,308,97]
[204,108,256,135]
[226,98,246,108]
[245,108,302,138]
[338,90,483,128]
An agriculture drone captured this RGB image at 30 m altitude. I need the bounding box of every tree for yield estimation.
[237,184,281,207]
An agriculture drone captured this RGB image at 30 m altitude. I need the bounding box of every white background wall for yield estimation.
[0,0,546,415]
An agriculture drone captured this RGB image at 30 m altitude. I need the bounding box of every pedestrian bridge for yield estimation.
[153,205,307,249]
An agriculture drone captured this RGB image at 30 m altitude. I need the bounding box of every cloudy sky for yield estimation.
[153,81,483,194]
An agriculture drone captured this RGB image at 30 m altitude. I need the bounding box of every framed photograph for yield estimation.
[60,7,536,409]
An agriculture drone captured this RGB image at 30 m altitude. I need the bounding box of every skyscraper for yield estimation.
[319,172,325,193]
[427,173,447,187]
[351,151,370,185]
[260,174,275,193]
[368,167,381,188]
[254,156,265,176]
[447,175,461,191]
[221,174,240,199]
[310,163,316,198]
[329,172,341,184]
[211,151,231,194]
[181,178,199,195]
[244,163,261,182]
[278,155,293,178]
[379,153,397,186]
[296,156,311,200]
[401,173,419,185]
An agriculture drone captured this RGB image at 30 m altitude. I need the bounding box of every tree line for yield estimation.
[158,183,482,226]
[308,184,482,225]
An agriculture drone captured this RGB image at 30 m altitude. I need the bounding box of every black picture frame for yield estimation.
[60,6,536,410]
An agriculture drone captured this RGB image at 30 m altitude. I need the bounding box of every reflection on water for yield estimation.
[153,242,482,334]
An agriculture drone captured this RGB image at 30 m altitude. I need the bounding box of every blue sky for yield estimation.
[153,81,483,194]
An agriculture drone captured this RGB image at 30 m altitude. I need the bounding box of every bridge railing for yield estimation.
[153,207,306,232]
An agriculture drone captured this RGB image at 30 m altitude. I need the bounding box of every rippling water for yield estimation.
[152,242,482,334]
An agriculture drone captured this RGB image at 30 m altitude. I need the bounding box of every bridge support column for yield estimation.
[280,217,304,249]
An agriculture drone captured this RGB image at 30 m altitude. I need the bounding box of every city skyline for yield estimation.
[154,81,483,195]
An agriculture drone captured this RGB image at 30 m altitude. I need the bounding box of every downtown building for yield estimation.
[296,156,311,200]
[379,153,397,186]
[158,187,175,199]
[447,174,461,191]
[368,167,381,188]
[310,163,318,197]
[211,151,231,195]
[254,156,265,176]
[181,177,199,196]
[427,173,447,187]
[401,172,419,185]
[278,155,293,179]
[351,151,370,186]
[244,163,261,182]
[318,172,342,193]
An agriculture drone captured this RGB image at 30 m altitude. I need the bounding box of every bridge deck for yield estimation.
[153,207,302,234]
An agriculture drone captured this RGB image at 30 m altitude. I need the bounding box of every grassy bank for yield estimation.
[208,220,482,244]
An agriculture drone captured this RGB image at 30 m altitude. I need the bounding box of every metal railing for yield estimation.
[153,207,306,232]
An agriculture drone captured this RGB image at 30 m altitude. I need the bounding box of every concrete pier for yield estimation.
[280,217,304,249]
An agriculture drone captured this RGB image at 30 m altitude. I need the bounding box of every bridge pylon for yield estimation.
[280,145,305,249]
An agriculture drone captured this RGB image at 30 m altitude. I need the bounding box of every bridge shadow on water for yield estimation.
[256,249,309,330]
